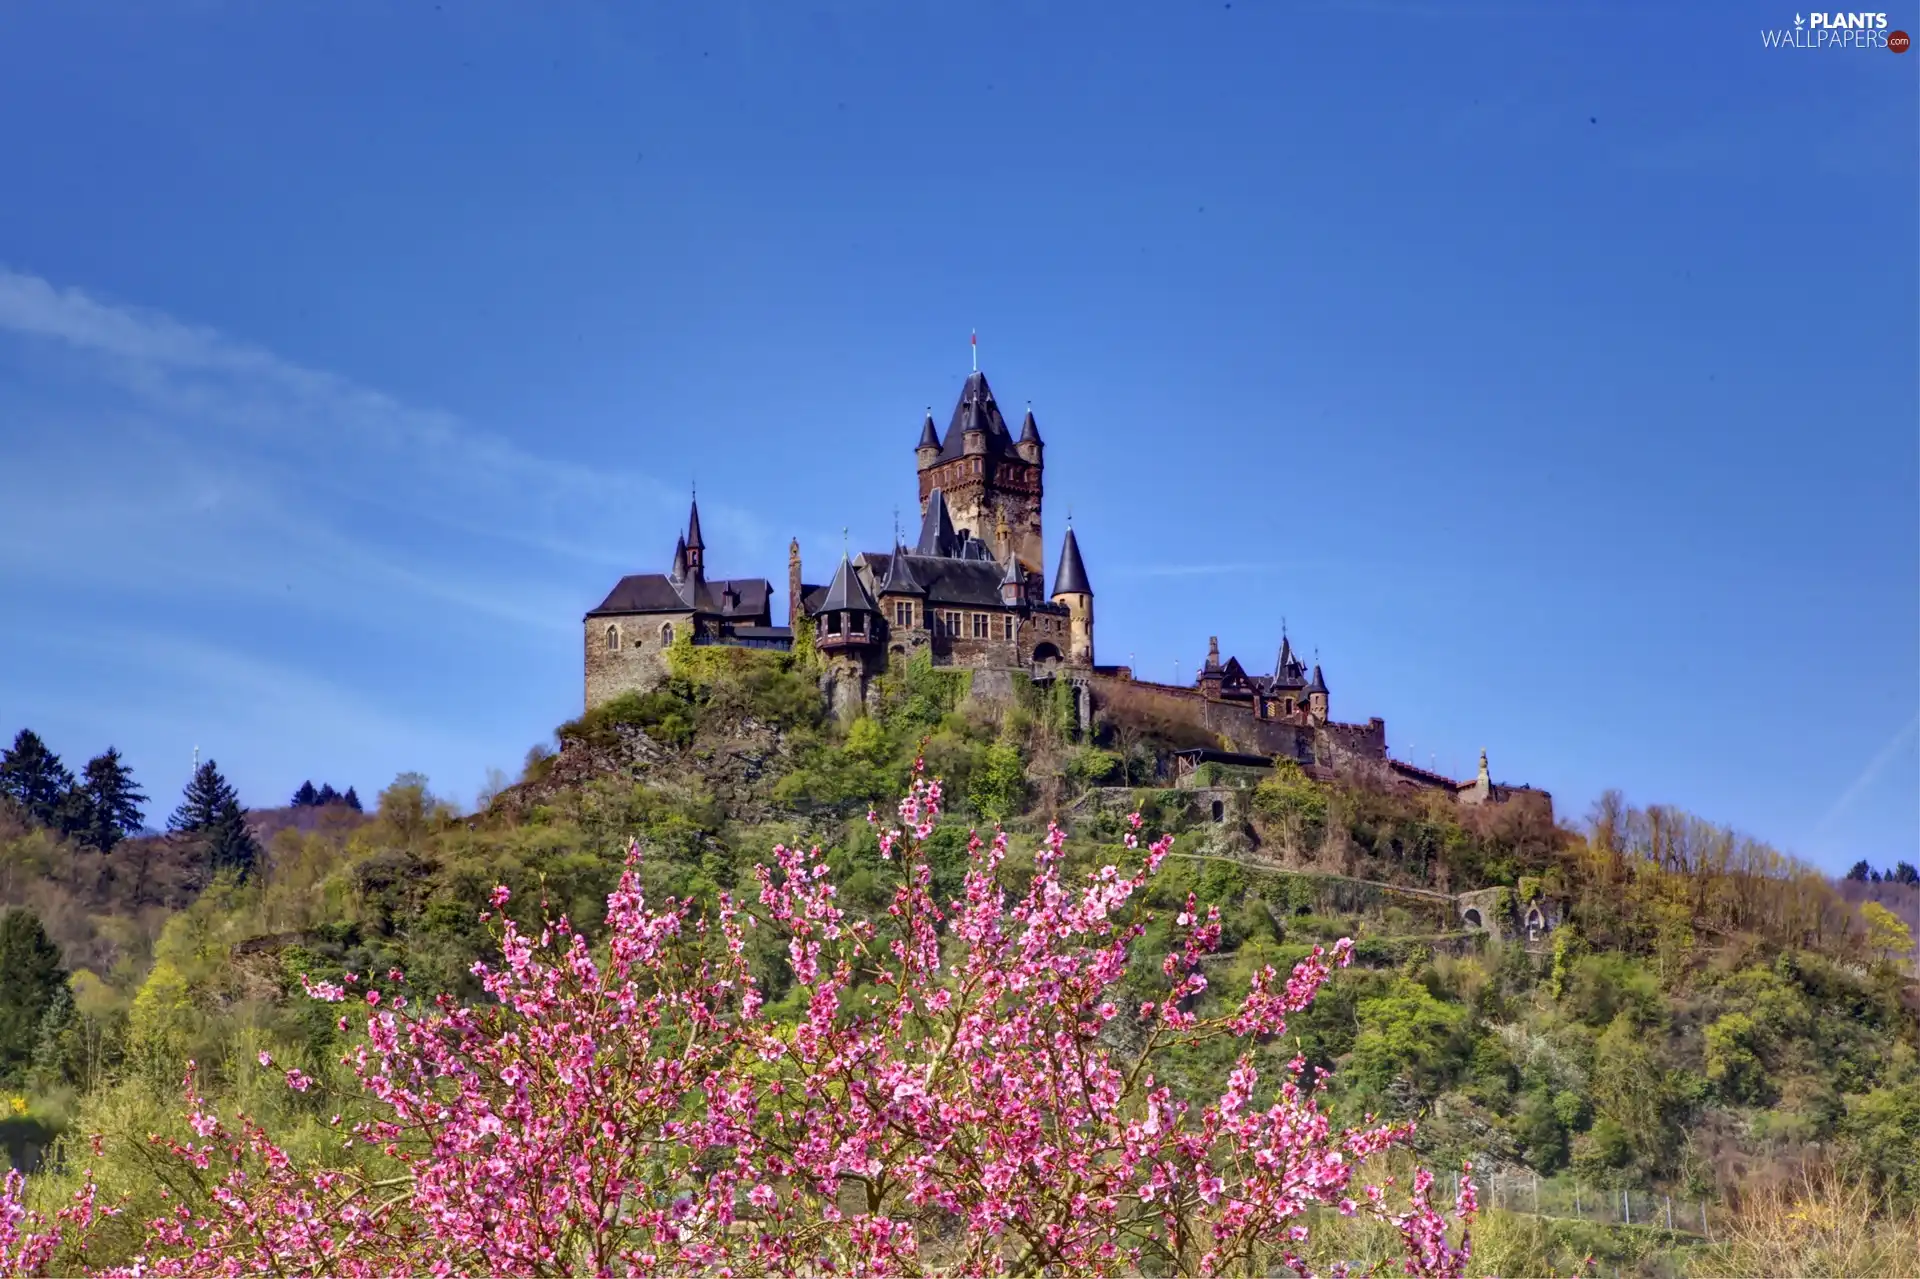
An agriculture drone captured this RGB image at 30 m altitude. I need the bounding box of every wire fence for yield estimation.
[1471,1166,1716,1239]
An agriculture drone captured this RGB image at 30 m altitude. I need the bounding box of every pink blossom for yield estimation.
[8,766,1473,1278]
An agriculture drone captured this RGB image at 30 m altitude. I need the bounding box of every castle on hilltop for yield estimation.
[581,357,1547,812]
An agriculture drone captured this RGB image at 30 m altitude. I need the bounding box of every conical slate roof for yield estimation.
[1052,527,1092,597]
[936,370,1014,462]
[1019,406,1042,445]
[917,408,940,451]
[1306,665,1328,695]
[685,499,704,551]
[916,489,959,557]
[670,535,688,582]
[820,554,878,615]
[879,541,925,595]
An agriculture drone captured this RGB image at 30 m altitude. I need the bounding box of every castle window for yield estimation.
[1284,698,1295,715]
[605,624,619,652]
[972,613,988,639]
[894,601,913,627]
[660,623,674,645]
[1002,615,1014,641]
[943,610,962,636]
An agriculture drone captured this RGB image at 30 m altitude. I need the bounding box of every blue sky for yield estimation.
[0,1,1913,868]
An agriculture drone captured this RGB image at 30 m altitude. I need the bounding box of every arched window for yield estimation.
[660,622,675,645]
[1463,908,1484,930]
[605,624,619,652]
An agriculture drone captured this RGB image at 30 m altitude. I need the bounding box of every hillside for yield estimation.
[0,643,1915,1276]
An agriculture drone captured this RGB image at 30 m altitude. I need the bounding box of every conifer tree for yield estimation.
[1894,861,1920,886]
[76,748,146,852]
[0,729,77,832]
[315,783,340,805]
[343,786,363,812]
[170,759,260,880]
[291,781,319,808]
[170,760,239,834]
[1846,860,1872,882]
[0,908,67,1083]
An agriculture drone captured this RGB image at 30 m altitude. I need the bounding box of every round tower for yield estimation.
[1051,526,1095,667]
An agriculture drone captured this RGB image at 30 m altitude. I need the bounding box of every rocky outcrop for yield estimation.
[491,714,794,823]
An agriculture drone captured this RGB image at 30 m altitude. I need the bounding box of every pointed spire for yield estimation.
[820,552,878,615]
[1306,664,1328,695]
[686,496,704,551]
[917,407,940,451]
[880,539,925,595]
[1019,403,1042,445]
[916,488,958,557]
[1053,526,1092,597]
[1278,632,1297,673]
[670,534,688,582]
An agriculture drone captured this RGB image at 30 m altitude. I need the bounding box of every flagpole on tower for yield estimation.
[971,329,977,373]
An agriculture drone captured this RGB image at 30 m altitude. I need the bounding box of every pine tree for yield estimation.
[0,908,67,1083]
[0,729,78,832]
[291,780,319,807]
[170,759,260,880]
[1894,862,1920,886]
[343,786,363,812]
[76,748,146,852]
[1846,860,1872,882]
[170,760,240,834]
[205,806,261,879]
[315,783,340,806]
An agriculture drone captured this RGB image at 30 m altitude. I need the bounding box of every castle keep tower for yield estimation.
[916,371,1045,579]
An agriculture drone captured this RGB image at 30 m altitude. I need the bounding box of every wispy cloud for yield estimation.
[0,267,721,806]
[0,267,726,634]
[1813,713,1920,839]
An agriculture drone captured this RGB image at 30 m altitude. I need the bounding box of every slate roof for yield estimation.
[879,540,925,595]
[1306,664,1328,695]
[859,551,1042,611]
[917,409,940,451]
[1052,527,1092,596]
[916,489,957,556]
[1019,406,1042,446]
[586,575,772,619]
[935,371,1016,463]
[685,499,704,551]
[819,555,879,614]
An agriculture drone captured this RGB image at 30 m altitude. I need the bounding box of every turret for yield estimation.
[915,407,940,471]
[1306,664,1329,724]
[815,554,881,654]
[1017,403,1043,466]
[1051,526,1095,667]
[670,534,689,584]
[961,387,987,457]
[999,554,1025,606]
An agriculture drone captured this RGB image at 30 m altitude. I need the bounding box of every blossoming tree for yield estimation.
[1,770,1474,1277]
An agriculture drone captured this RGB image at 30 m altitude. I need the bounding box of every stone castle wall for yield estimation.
[1084,674,1388,768]
[584,613,693,710]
